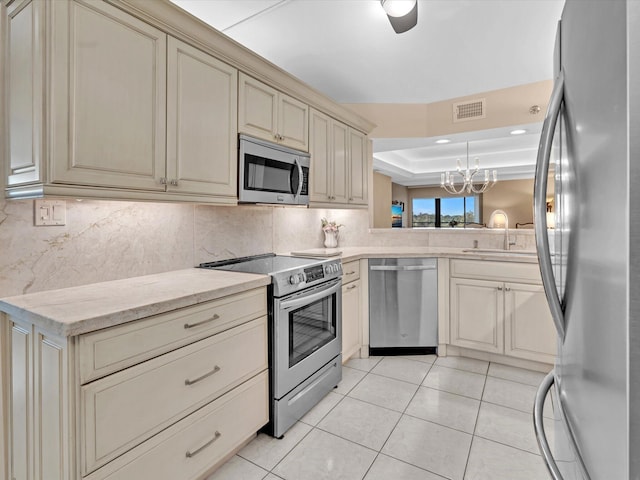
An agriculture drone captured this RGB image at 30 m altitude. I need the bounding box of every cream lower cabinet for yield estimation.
[238,73,309,151]
[309,109,368,207]
[341,260,362,362]
[4,318,71,480]
[5,0,237,203]
[449,260,556,364]
[1,287,268,480]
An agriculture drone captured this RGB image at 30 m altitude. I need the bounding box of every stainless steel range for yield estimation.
[199,254,343,437]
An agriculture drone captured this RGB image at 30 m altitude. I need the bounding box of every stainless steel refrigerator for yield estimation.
[532,1,639,479]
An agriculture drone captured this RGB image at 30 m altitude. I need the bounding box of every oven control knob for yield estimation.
[297,273,306,283]
[289,275,299,285]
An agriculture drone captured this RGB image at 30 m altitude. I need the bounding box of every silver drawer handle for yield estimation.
[345,271,356,275]
[185,431,222,458]
[346,285,357,290]
[184,314,220,329]
[185,365,221,386]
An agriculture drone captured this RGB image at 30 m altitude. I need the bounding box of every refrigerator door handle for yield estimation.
[534,371,565,480]
[534,69,566,341]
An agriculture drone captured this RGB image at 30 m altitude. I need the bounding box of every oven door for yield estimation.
[273,278,342,398]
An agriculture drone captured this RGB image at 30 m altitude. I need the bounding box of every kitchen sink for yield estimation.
[462,249,537,256]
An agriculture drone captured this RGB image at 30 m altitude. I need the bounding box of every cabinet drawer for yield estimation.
[84,371,269,480]
[342,260,360,284]
[450,259,541,284]
[78,287,266,383]
[81,317,267,475]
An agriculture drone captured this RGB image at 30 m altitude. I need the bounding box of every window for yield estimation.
[412,196,479,228]
[412,198,436,227]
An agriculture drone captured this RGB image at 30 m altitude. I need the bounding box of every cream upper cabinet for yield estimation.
[348,129,368,205]
[448,259,556,363]
[238,73,309,151]
[5,0,44,187]
[166,37,237,198]
[4,0,238,203]
[309,109,368,207]
[331,121,349,204]
[50,0,167,191]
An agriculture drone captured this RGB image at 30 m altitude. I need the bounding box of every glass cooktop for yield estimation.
[199,253,321,275]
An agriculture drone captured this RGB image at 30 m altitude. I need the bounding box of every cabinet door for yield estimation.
[309,109,332,202]
[10,320,32,480]
[50,0,167,190]
[504,283,557,363]
[238,73,278,142]
[331,121,349,204]
[33,329,69,480]
[278,94,309,151]
[342,280,361,362]
[450,278,504,354]
[348,129,368,205]
[166,37,237,197]
[6,0,44,187]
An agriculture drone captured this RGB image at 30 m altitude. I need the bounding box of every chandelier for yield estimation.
[440,142,497,194]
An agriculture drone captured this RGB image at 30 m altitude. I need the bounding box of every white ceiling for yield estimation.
[170,0,565,185]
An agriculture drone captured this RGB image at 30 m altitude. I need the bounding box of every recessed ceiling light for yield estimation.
[510,129,527,135]
[435,139,451,144]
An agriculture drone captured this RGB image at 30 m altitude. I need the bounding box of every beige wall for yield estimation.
[372,172,392,228]
[405,179,533,227]
[343,80,552,138]
[482,178,534,227]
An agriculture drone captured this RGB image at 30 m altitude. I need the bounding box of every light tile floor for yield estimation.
[206,355,554,480]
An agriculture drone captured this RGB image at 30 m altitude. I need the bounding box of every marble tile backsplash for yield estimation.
[0,198,194,297]
[0,198,536,297]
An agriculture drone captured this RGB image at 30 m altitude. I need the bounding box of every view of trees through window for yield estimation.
[412,196,478,227]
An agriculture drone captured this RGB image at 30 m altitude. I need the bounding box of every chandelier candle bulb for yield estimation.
[439,142,498,195]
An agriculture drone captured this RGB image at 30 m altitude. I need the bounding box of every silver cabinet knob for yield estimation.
[170,179,178,186]
[160,177,167,185]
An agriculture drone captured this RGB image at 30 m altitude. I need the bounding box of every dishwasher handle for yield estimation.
[370,265,437,272]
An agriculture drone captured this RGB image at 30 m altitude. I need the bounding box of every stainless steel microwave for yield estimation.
[238,134,310,205]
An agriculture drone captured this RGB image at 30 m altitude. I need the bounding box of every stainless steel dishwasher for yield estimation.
[369,258,438,355]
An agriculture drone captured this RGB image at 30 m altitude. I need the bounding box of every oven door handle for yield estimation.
[279,279,341,311]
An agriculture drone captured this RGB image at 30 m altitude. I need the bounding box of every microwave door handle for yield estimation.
[293,158,304,197]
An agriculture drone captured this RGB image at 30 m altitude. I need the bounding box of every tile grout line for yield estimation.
[363,359,447,479]
[461,362,490,479]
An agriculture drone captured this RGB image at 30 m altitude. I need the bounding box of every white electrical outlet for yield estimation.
[34,199,66,226]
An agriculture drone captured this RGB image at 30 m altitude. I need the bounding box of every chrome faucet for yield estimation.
[489,209,517,250]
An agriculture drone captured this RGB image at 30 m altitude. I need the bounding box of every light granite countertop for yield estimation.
[286,246,539,264]
[0,246,538,338]
[0,269,270,337]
